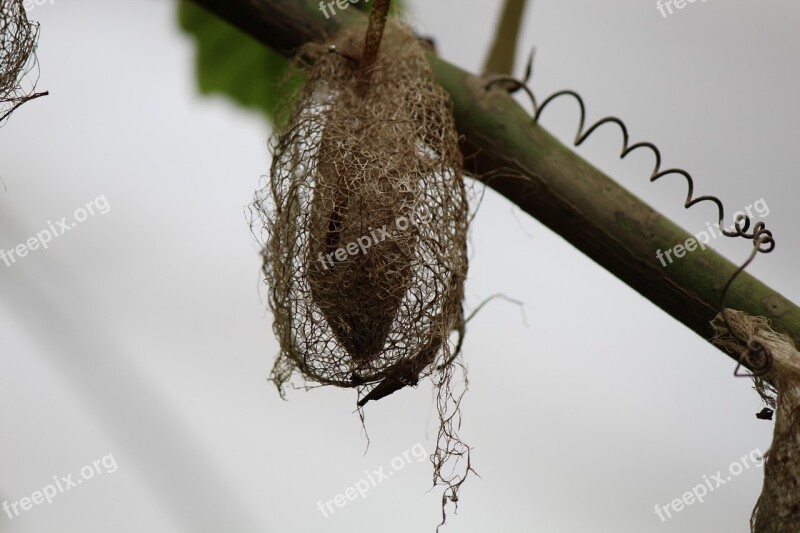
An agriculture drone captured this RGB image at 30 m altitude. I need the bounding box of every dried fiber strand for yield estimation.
[712,310,800,533]
[0,0,45,125]
[252,19,473,528]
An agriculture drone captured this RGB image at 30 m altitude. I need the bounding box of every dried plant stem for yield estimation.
[190,0,800,371]
[358,0,390,89]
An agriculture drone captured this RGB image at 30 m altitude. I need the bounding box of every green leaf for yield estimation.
[176,1,301,124]
[177,0,405,125]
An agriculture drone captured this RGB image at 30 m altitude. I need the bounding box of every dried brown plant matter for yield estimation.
[712,311,800,533]
[253,19,472,521]
[0,0,43,125]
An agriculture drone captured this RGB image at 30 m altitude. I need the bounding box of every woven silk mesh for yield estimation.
[0,0,40,125]
[253,20,472,519]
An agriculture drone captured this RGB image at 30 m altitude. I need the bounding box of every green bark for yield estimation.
[482,0,528,75]
[188,0,800,367]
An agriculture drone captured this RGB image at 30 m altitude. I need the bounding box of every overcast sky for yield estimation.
[1,1,798,532]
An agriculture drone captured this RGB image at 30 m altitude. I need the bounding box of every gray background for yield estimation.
[1,0,798,531]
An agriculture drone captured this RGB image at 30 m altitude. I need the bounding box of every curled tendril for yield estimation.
[484,51,777,378]
[722,222,776,378]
